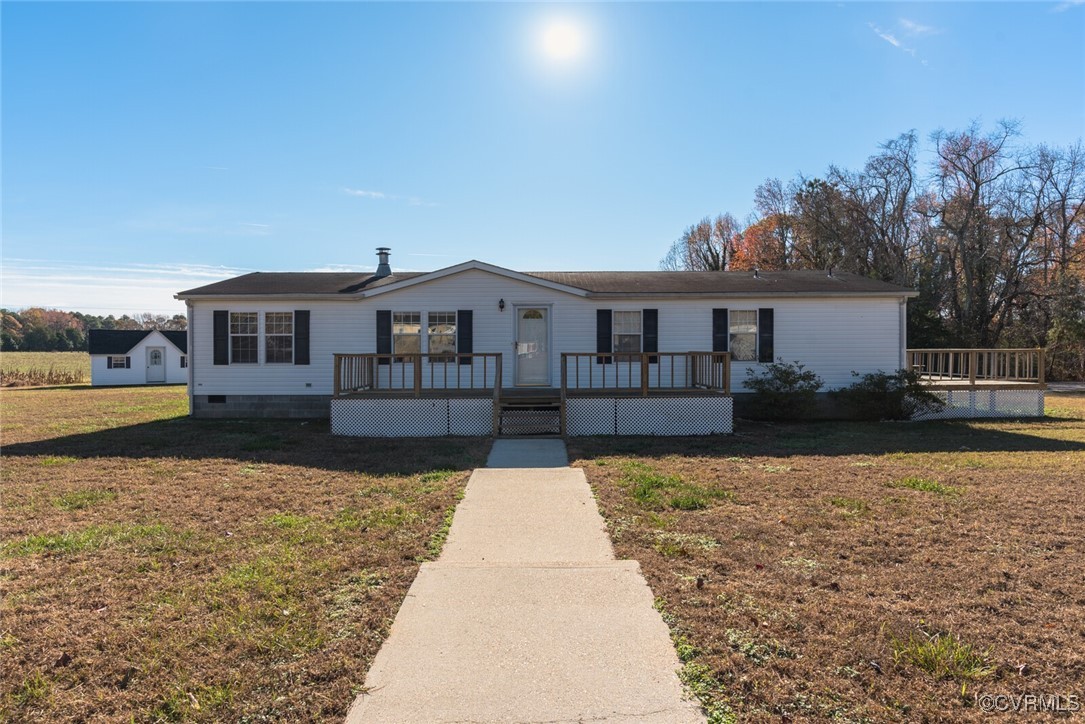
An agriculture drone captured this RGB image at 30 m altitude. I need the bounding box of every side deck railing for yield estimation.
[333,353,503,398]
[559,352,731,396]
[907,348,1045,388]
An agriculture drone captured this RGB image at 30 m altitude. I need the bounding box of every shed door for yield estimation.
[515,308,549,386]
[146,347,166,383]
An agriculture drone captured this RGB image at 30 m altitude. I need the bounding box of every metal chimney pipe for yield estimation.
[375,247,392,278]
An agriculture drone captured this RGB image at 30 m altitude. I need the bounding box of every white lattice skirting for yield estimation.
[912,389,1045,421]
[566,397,733,436]
[330,398,493,437]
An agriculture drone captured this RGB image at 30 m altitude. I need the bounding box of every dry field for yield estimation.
[0,352,90,387]
[0,385,489,721]
[571,393,1085,723]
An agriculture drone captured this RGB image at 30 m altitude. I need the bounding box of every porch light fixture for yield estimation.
[499,298,506,311]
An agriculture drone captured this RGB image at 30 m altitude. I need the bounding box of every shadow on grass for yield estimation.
[2,417,490,475]
[568,416,1085,461]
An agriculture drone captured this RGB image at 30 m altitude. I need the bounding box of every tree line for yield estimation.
[0,308,187,352]
[661,121,1085,380]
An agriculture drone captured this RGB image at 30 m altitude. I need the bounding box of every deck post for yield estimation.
[333,355,341,397]
[413,355,422,397]
[1038,347,1046,389]
[640,354,649,396]
[560,355,568,436]
[492,354,502,436]
[968,350,977,386]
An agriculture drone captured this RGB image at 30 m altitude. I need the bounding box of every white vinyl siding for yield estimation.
[90,331,188,386]
[187,268,906,396]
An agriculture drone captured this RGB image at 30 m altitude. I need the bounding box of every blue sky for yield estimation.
[3,2,1083,314]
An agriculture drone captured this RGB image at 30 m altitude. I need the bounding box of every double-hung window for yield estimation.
[729,310,757,361]
[230,312,258,364]
[613,311,642,354]
[393,312,422,358]
[180,355,188,369]
[265,312,293,363]
[427,312,456,362]
[110,355,128,368]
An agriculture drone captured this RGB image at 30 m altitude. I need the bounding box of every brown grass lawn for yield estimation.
[571,394,1085,723]
[0,385,490,721]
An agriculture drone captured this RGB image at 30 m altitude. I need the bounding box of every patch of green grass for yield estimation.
[891,631,994,681]
[422,505,457,561]
[618,460,733,511]
[829,496,869,514]
[39,455,78,467]
[889,476,961,496]
[653,531,720,558]
[780,556,819,571]
[679,663,736,724]
[725,628,796,664]
[266,512,313,529]
[419,469,457,483]
[11,671,50,706]
[1,523,170,558]
[53,488,117,511]
[759,464,792,473]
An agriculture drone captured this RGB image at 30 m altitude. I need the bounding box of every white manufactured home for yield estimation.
[175,249,1045,435]
[89,329,188,386]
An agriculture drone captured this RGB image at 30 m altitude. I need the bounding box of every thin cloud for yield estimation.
[343,187,438,207]
[344,188,388,200]
[868,22,919,59]
[899,18,942,36]
[1052,0,1084,11]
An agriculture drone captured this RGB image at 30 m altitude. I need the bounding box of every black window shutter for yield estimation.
[294,310,310,365]
[213,310,229,365]
[642,309,658,364]
[107,357,113,369]
[712,308,729,352]
[457,310,473,365]
[376,310,392,365]
[125,356,131,369]
[596,309,612,364]
[758,308,774,363]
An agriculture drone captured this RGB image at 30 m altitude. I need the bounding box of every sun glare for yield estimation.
[540,18,585,63]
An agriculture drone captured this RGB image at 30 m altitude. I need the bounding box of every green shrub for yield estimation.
[831,369,945,420]
[743,359,824,420]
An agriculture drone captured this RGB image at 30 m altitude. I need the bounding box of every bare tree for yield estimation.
[660,214,742,271]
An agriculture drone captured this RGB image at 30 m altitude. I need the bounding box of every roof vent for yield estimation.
[753,267,760,279]
[375,247,392,278]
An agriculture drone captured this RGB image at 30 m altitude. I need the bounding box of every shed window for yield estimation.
[110,355,128,368]
[729,310,757,362]
[393,312,421,357]
[613,311,642,354]
[230,312,258,364]
[265,312,293,364]
[180,355,188,369]
[427,311,456,362]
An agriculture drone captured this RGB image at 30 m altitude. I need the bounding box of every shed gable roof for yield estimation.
[89,329,187,355]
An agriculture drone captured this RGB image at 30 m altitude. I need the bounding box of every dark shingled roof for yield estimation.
[176,272,426,297]
[524,270,913,295]
[177,268,913,297]
[89,329,187,355]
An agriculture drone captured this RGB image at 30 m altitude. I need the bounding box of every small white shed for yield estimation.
[88,329,188,386]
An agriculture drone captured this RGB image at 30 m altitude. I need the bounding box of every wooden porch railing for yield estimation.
[333,353,503,398]
[559,352,731,397]
[907,348,1045,387]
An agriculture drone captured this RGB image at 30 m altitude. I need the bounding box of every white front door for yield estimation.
[515,307,549,386]
[146,347,166,383]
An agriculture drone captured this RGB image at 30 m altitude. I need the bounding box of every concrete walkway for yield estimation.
[346,439,703,724]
